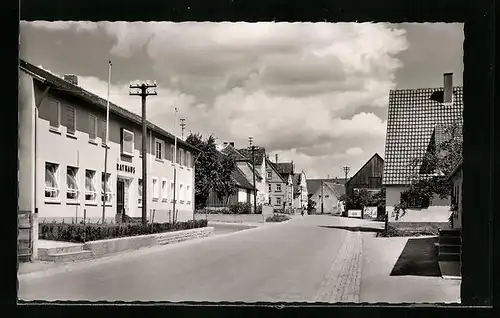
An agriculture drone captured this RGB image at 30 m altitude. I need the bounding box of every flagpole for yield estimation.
[102,60,112,224]
[172,107,178,223]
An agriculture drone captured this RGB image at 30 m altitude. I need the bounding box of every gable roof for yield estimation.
[382,86,463,185]
[236,147,266,166]
[275,162,294,175]
[345,153,384,187]
[265,159,286,182]
[220,144,247,161]
[307,178,346,196]
[324,182,346,198]
[19,59,200,154]
[232,166,254,190]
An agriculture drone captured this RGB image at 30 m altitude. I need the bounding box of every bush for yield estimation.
[39,219,208,243]
[377,222,443,237]
[228,202,252,214]
[266,214,291,223]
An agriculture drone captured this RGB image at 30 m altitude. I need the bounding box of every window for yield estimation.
[186,151,191,168]
[101,173,113,203]
[45,162,60,200]
[268,196,272,205]
[171,181,175,201]
[152,177,159,201]
[121,128,135,156]
[277,197,282,205]
[179,184,184,202]
[66,106,76,135]
[85,170,97,202]
[186,185,191,203]
[325,195,330,198]
[47,99,60,130]
[267,171,272,179]
[276,184,282,192]
[161,179,168,202]
[66,166,79,201]
[89,115,97,141]
[268,183,272,192]
[155,139,164,160]
[138,179,143,206]
[180,149,185,166]
[170,145,175,163]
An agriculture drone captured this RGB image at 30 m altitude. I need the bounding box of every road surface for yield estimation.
[19,216,368,302]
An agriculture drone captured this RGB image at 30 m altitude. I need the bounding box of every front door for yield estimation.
[117,180,125,215]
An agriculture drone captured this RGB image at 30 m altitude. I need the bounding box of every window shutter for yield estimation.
[47,100,60,128]
[66,106,76,134]
[89,115,97,140]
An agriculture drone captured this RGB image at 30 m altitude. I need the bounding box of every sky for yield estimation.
[19,22,463,179]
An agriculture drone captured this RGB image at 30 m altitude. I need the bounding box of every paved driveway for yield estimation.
[19,216,359,302]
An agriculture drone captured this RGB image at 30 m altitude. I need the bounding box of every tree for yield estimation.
[186,133,237,210]
[394,122,462,220]
[214,153,237,207]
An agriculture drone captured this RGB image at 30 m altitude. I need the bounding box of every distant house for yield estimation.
[345,153,384,205]
[265,158,288,211]
[382,72,463,222]
[272,157,295,211]
[221,142,269,208]
[308,181,345,215]
[292,171,308,211]
[204,151,256,210]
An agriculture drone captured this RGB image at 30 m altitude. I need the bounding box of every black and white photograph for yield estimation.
[18,21,464,303]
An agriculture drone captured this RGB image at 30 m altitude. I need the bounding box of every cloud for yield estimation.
[22,21,414,178]
[345,147,364,156]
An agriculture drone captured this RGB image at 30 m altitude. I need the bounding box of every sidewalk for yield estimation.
[359,232,461,303]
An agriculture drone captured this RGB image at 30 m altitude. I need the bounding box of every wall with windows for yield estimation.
[32,81,195,223]
[265,162,286,208]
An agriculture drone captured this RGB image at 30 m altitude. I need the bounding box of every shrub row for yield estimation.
[266,214,291,223]
[39,219,208,243]
[377,223,441,237]
[196,202,263,214]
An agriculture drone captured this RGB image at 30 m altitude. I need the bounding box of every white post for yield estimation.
[102,61,112,223]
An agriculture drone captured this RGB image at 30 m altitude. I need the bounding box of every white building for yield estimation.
[18,60,199,258]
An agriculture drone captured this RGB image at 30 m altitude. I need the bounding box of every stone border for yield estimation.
[83,227,214,257]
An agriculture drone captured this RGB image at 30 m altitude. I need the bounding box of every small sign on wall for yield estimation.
[364,206,378,219]
[348,209,362,218]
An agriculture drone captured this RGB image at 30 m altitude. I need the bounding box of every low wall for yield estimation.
[390,222,450,235]
[83,227,214,257]
[194,213,265,224]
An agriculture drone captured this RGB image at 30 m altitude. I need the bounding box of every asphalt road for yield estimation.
[19,216,362,302]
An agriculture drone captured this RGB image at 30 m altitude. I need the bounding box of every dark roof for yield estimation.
[19,59,200,154]
[236,147,266,165]
[324,182,346,198]
[266,159,286,182]
[345,153,384,188]
[307,178,346,196]
[382,86,463,185]
[232,167,254,190]
[275,162,294,175]
[292,173,301,193]
[220,144,247,161]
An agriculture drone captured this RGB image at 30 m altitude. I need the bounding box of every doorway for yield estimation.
[117,179,125,216]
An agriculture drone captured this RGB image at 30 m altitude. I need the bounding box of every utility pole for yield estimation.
[129,80,157,225]
[343,166,350,217]
[180,118,186,141]
[248,137,257,214]
[321,179,324,214]
[343,166,350,181]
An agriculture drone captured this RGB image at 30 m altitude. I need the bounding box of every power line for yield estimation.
[129,80,157,226]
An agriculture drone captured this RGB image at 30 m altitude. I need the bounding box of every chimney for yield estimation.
[275,154,279,163]
[443,73,453,104]
[64,74,78,86]
[229,142,235,147]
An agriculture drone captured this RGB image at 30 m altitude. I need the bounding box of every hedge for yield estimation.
[39,219,208,243]
[266,214,291,223]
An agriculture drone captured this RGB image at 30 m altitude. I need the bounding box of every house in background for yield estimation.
[265,157,288,211]
[308,181,345,215]
[204,151,256,210]
[344,153,384,217]
[221,142,269,209]
[293,171,308,211]
[272,156,295,211]
[382,72,463,222]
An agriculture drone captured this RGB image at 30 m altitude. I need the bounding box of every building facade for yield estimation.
[293,171,308,210]
[382,73,463,221]
[309,182,345,214]
[19,60,198,233]
[265,159,287,211]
